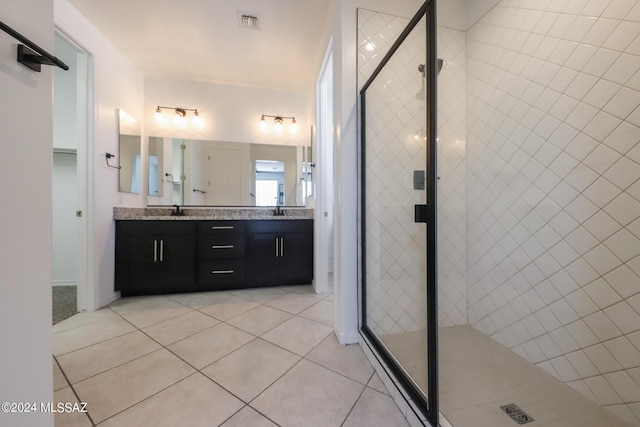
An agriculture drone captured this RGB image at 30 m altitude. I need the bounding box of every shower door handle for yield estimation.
[415,205,427,223]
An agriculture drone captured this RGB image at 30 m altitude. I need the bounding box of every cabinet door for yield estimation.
[161,234,196,291]
[246,233,279,285]
[280,231,313,284]
[116,221,196,296]
[126,234,164,294]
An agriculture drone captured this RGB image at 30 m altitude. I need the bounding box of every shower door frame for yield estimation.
[359,1,438,425]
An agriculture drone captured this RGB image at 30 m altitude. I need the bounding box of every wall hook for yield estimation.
[105,153,121,169]
[165,173,179,184]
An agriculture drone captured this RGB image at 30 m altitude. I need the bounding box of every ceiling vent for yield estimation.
[239,13,259,29]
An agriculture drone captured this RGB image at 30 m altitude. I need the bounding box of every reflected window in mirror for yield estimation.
[256,160,285,206]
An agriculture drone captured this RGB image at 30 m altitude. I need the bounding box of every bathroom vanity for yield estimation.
[114,207,313,296]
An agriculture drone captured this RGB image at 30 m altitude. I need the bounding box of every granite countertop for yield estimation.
[114,207,314,220]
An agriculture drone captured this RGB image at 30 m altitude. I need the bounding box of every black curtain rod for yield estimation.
[0,20,69,71]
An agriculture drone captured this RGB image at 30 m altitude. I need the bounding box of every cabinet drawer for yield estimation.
[198,259,245,286]
[246,219,312,234]
[198,235,245,259]
[197,221,245,235]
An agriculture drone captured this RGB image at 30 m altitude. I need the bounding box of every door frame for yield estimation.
[53,28,95,312]
[358,1,438,425]
[314,37,334,295]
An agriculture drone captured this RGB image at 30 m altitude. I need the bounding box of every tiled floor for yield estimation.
[52,284,409,427]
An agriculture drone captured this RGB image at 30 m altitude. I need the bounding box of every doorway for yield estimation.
[53,30,92,318]
[314,39,334,295]
[256,160,285,206]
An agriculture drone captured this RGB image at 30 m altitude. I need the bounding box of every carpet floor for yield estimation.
[53,286,77,325]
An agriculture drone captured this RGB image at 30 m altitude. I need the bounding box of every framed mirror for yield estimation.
[117,109,141,194]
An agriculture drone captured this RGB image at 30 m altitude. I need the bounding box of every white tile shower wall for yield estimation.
[437,26,468,327]
[466,0,640,423]
[359,11,428,336]
[358,9,411,92]
[357,10,406,332]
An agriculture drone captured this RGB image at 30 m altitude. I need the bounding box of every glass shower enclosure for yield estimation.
[359,2,438,425]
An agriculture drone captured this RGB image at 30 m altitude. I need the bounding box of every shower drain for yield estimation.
[500,403,534,424]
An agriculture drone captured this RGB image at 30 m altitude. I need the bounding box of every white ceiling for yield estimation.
[67,0,333,91]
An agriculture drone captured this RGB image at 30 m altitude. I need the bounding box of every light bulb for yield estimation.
[274,117,283,132]
[192,110,203,128]
[290,117,297,134]
[174,109,186,127]
[260,115,267,131]
[154,106,163,123]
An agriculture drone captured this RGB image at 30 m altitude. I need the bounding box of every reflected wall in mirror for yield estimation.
[117,109,141,194]
[148,136,164,197]
[301,145,313,201]
[148,137,311,206]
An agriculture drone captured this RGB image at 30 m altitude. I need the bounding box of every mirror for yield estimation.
[148,137,311,206]
[117,109,141,194]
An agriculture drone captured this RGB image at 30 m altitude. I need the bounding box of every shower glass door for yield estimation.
[359,2,437,424]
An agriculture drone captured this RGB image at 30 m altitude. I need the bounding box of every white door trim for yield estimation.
[314,38,334,296]
[54,28,95,312]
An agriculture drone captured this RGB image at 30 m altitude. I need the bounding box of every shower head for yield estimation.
[416,58,444,100]
[417,58,444,77]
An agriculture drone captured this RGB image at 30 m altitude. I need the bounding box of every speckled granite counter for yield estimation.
[113,207,314,220]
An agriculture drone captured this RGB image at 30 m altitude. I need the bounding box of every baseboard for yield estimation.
[52,280,77,287]
[96,292,120,311]
[335,328,360,345]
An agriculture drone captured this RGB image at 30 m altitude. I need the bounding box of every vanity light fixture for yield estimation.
[239,14,259,29]
[260,114,297,134]
[154,105,203,127]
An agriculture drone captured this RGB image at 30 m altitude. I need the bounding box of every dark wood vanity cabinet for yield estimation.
[115,221,196,296]
[246,220,314,286]
[115,218,313,295]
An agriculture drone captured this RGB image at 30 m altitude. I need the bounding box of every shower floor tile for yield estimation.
[379,326,634,426]
[438,326,633,427]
